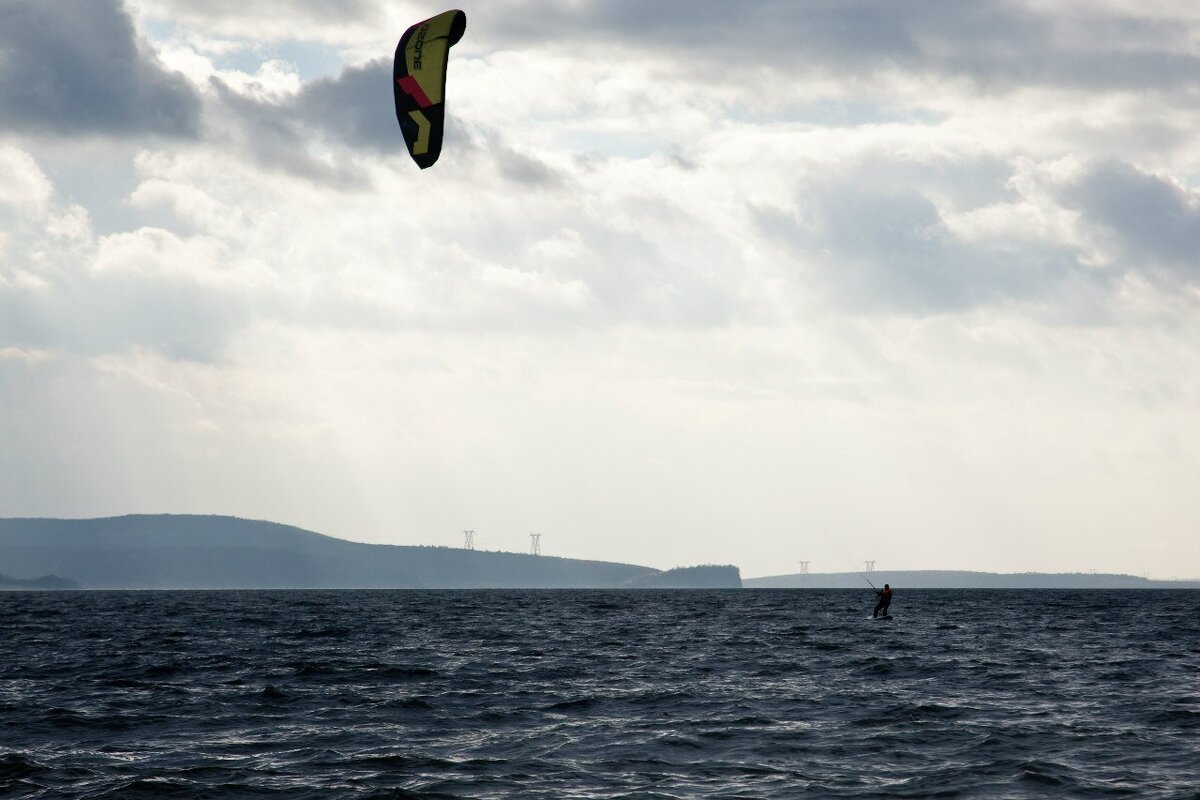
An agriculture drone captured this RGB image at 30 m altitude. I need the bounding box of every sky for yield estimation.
[2,0,1199,579]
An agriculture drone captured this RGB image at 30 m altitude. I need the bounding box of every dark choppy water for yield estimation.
[1,589,1197,799]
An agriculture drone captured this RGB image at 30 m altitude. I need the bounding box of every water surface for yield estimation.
[1,589,1197,798]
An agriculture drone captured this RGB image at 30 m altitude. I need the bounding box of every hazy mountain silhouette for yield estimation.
[744,570,1200,589]
[0,571,77,590]
[0,515,742,589]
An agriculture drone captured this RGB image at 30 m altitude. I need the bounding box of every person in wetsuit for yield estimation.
[873,584,892,618]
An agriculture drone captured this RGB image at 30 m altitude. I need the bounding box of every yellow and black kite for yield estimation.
[393,10,467,169]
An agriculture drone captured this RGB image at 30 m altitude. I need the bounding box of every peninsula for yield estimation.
[0,515,741,590]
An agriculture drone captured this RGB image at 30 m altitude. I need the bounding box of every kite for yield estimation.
[393,10,467,169]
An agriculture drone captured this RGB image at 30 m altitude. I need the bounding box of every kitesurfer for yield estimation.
[872,584,892,618]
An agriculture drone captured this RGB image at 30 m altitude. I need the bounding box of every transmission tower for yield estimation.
[463,530,475,550]
[529,533,542,555]
[865,560,875,572]
[798,560,809,574]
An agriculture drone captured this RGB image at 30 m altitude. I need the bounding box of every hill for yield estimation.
[0,515,741,589]
[0,571,78,590]
[744,570,1200,589]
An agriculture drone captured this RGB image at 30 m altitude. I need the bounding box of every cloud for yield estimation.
[484,0,1200,93]
[292,59,397,150]
[0,146,54,212]
[203,58,402,160]
[0,0,200,138]
[198,60,420,186]
[0,235,251,363]
[131,0,384,42]
[743,145,1105,317]
[0,147,250,362]
[1059,160,1200,279]
[207,80,369,186]
[205,57,564,189]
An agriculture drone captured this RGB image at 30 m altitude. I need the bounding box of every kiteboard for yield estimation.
[870,614,894,621]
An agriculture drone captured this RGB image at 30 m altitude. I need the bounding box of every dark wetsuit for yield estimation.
[873,586,892,618]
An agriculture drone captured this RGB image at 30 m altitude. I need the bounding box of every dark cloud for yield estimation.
[138,0,378,30]
[289,60,489,166]
[756,181,1092,315]
[210,80,367,186]
[496,146,561,187]
[204,62,400,186]
[0,0,200,137]
[213,60,561,188]
[1061,161,1200,278]
[483,0,1200,93]
[756,159,1200,317]
[293,60,397,150]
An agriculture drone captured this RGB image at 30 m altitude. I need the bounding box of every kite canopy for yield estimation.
[393,9,467,169]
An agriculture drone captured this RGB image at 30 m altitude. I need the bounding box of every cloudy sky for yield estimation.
[2,0,1199,578]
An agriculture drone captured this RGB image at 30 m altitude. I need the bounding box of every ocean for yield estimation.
[1,589,1197,798]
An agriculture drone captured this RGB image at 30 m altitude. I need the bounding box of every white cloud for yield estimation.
[0,145,54,212]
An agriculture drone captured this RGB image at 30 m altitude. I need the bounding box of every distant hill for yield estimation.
[0,571,78,590]
[744,570,1200,589]
[0,515,741,590]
